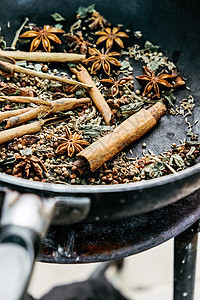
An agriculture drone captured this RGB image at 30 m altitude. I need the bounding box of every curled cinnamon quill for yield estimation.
[5,97,91,128]
[70,64,112,125]
[75,102,167,171]
[0,51,86,63]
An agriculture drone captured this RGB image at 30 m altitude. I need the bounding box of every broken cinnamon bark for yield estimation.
[0,115,70,145]
[0,120,44,144]
[0,51,86,63]
[5,97,91,128]
[75,102,167,172]
[0,107,31,122]
[0,96,51,106]
[70,65,112,124]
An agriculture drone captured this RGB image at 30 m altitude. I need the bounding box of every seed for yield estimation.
[53,142,59,148]
[17,144,23,149]
[70,173,77,179]
[5,168,12,174]
[71,165,77,172]
[42,65,48,72]
[112,180,119,184]
[122,178,129,183]
[63,171,70,178]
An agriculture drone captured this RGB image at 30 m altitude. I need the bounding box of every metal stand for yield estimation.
[39,192,200,299]
[174,221,199,300]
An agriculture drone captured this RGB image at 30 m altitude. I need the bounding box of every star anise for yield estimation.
[64,31,92,55]
[95,27,129,49]
[12,153,47,179]
[83,48,121,75]
[136,67,177,98]
[19,25,65,52]
[171,69,186,88]
[100,76,133,97]
[89,11,110,30]
[56,127,89,157]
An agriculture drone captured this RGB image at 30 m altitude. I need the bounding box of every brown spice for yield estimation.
[76,102,167,171]
[83,48,121,75]
[56,126,89,157]
[95,27,129,49]
[12,153,47,179]
[136,66,176,98]
[70,64,112,124]
[19,25,65,52]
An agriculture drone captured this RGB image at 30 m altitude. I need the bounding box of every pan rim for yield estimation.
[0,161,199,194]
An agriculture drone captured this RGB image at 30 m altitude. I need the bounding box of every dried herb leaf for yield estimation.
[163,93,176,107]
[0,154,15,165]
[77,4,95,18]
[80,124,113,137]
[51,13,66,22]
[75,89,86,98]
[149,61,159,71]
[120,60,131,71]
[149,161,166,178]
[34,63,42,72]
[67,63,78,68]
[55,24,64,29]
[121,102,144,117]
[169,154,185,168]
[0,35,6,50]
[134,31,142,39]
[144,41,160,52]
[20,148,34,157]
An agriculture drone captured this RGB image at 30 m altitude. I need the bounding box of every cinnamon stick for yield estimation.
[70,65,112,125]
[5,106,43,128]
[0,60,92,89]
[0,107,31,122]
[5,97,91,128]
[0,96,51,106]
[0,115,71,145]
[75,102,167,171]
[0,120,44,144]
[0,51,86,63]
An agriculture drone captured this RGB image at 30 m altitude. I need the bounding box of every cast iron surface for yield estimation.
[0,0,199,221]
[39,189,200,263]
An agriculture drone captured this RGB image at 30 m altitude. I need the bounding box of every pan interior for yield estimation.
[0,0,199,183]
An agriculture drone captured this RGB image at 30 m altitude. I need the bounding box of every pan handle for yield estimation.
[0,190,55,300]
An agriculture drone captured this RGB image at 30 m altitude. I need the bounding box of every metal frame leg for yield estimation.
[174,221,199,300]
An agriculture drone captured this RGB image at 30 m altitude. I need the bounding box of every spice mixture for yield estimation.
[0,5,199,185]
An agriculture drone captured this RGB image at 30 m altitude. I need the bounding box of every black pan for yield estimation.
[0,0,199,221]
[0,0,200,298]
